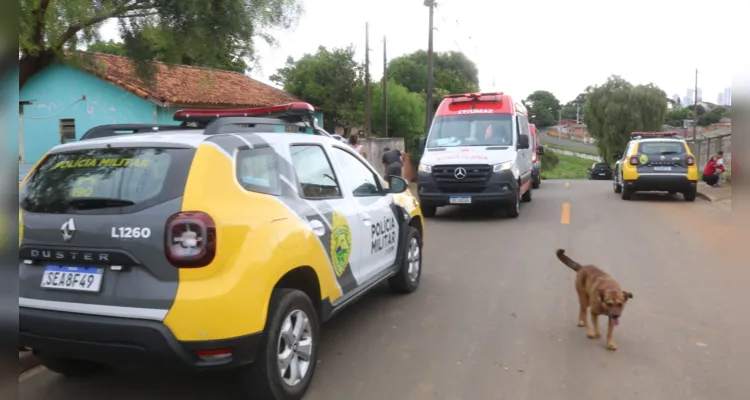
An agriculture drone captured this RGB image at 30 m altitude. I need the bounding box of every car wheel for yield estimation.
[621,182,633,200]
[683,188,697,202]
[240,289,319,400]
[613,176,622,193]
[505,191,521,218]
[521,184,532,203]
[388,226,423,294]
[422,205,437,218]
[37,355,103,377]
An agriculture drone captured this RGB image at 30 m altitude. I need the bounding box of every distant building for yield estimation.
[19,51,322,163]
[723,87,731,106]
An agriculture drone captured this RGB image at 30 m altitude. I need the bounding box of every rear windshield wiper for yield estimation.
[659,151,681,155]
[67,197,136,210]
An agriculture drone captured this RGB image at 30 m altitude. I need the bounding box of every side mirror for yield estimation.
[387,175,409,194]
[517,135,530,150]
[418,137,426,152]
[536,145,545,156]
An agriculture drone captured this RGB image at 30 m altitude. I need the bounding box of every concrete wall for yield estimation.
[360,137,405,177]
[20,64,157,163]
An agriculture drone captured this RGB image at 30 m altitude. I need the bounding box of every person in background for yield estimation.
[382,147,404,178]
[715,151,726,186]
[348,133,367,159]
[702,155,723,187]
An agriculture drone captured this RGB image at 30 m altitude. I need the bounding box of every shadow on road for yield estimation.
[22,283,405,400]
[626,192,692,203]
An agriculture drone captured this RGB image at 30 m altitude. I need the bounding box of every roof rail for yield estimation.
[202,116,331,137]
[80,124,191,141]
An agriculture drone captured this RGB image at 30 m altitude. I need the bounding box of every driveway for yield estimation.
[19,181,745,399]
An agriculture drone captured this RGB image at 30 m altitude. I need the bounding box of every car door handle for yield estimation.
[309,219,326,237]
[361,213,372,226]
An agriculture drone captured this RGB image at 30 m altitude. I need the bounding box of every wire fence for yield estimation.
[685,133,731,170]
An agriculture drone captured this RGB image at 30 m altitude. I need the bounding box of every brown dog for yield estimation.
[556,249,633,351]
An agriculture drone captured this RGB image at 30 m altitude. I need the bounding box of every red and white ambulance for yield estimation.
[416,92,537,218]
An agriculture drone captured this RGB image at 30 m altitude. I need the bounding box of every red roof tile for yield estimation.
[73,51,303,108]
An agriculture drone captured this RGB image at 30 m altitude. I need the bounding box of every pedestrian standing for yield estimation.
[382,147,404,178]
[348,133,367,159]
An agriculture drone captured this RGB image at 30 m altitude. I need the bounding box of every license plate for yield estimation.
[449,196,472,204]
[653,166,672,172]
[599,173,606,176]
[41,266,104,292]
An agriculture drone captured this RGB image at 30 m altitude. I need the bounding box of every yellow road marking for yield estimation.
[561,202,570,224]
[564,181,569,188]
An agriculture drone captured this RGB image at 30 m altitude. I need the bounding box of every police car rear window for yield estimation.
[20,147,194,214]
[638,142,686,155]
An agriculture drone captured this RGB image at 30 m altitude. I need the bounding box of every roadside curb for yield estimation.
[19,350,40,374]
[696,191,717,202]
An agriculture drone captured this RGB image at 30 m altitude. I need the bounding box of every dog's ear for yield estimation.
[597,288,606,303]
[623,291,633,300]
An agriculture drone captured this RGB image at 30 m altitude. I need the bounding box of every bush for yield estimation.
[540,151,560,171]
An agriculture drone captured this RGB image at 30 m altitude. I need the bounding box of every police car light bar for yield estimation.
[173,102,315,122]
[630,131,680,139]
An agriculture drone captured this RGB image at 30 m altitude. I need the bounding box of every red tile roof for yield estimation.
[73,51,303,108]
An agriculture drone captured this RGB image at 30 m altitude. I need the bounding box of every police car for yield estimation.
[612,131,699,201]
[19,103,425,399]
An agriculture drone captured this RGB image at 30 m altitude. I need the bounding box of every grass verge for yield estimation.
[540,152,593,180]
[542,142,600,156]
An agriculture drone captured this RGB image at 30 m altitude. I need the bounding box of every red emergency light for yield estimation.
[173,102,315,122]
[444,92,504,99]
[630,131,680,139]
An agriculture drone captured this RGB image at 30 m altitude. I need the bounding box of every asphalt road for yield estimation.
[540,131,599,153]
[20,181,746,400]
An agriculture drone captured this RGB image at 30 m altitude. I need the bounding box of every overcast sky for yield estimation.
[99,0,737,104]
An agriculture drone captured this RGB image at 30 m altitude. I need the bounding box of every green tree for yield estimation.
[86,39,126,56]
[664,108,691,127]
[388,50,479,97]
[582,76,668,163]
[270,45,364,132]
[370,79,425,140]
[524,90,562,128]
[18,0,303,88]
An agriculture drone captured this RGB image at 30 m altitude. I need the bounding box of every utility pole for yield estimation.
[576,103,580,124]
[364,22,372,137]
[383,35,388,137]
[692,68,698,141]
[424,0,436,134]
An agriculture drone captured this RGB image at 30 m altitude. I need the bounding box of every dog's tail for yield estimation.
[556,249,582,272]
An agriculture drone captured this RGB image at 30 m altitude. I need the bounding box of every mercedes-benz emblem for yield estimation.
[61,218,76,242]
[454,167,467,180]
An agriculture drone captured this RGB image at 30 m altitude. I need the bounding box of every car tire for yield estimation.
[240,288,319,400]
[388,226,423,294]
[621,183,633,200]
[422,205,437,218]
[683,188,697,202]
[521,185,532,203]
[37,355,103,377]
[613,176,622,193]
[532,176,540,189]
[505,191,521,218]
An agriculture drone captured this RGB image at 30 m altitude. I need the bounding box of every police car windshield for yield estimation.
[427,114,513,148]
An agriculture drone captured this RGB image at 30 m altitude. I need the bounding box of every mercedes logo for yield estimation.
[61,218,76,242]
[454,167,467,180]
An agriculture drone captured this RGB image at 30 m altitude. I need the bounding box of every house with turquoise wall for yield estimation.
[19,51,323,163]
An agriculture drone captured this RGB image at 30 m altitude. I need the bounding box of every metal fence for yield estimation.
[685,133,731,170]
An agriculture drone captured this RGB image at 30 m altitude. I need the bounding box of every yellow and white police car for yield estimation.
[19,103,425,399]
[613,131,699,201]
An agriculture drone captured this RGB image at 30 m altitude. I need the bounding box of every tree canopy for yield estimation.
[18,0,303,88]
[388,50,480,97]
[270,45,364,132]
[582,75,668,163]
[370,79,425,140]
[523,90,562,128]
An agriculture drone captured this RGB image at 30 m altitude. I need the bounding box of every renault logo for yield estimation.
[454,167,467,180]
[660,155,666,161]
[61,218,76,242]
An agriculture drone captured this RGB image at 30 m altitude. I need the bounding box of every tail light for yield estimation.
[629,156,639,166]
[165,212,216,268]
[194,348,232,363]
[686,156,695,166]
